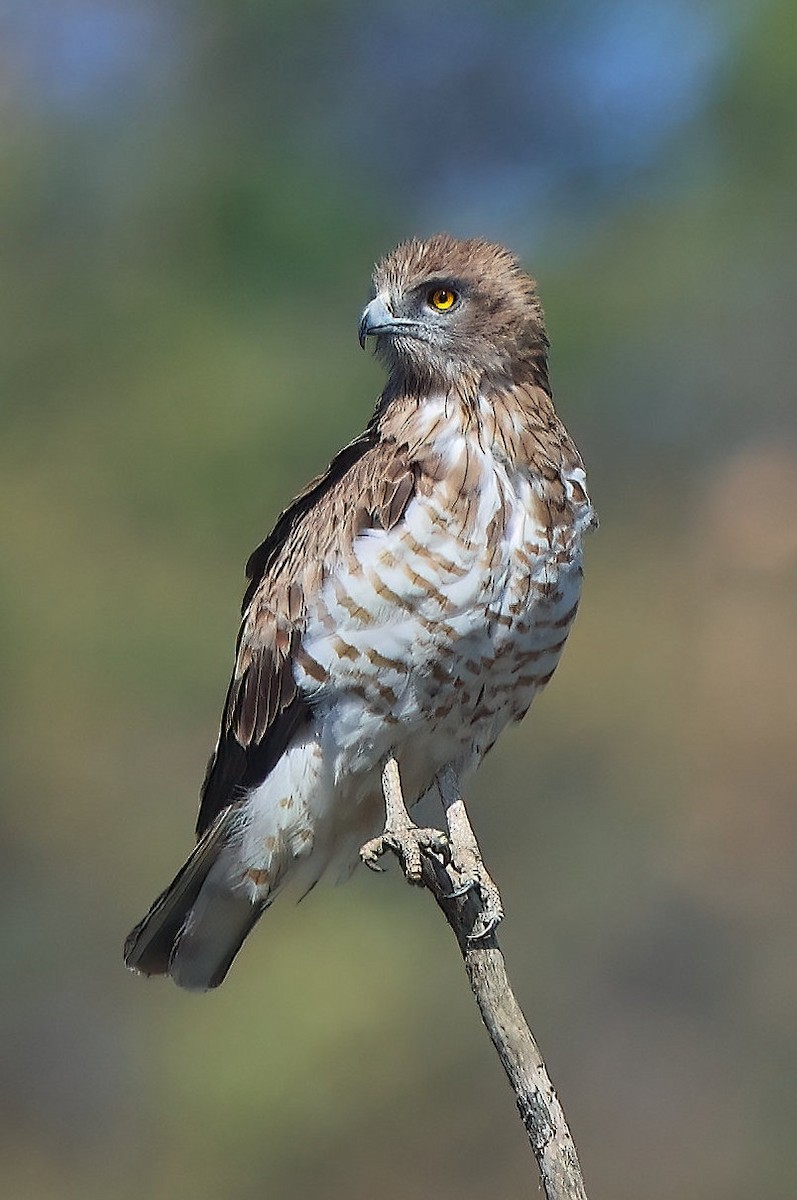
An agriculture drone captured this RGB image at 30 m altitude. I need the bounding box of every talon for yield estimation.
[446,852,504,937]
[468,908,503,941]
[436,768,505,939]
[359,825,449,887]
[359,835,390,871]
[365,757,457,891]
[448,876,478,898]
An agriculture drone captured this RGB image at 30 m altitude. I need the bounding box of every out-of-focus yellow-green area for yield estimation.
[2,2,796,1197]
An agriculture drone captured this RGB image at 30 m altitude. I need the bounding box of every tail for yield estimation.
[123,806,263,991]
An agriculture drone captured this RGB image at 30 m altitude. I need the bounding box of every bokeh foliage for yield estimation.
[2,2,796,1197]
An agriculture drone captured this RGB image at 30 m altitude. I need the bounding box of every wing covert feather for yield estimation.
[196,419,418,835]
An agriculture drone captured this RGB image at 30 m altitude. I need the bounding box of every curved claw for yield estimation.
[360,836,389,872]
[467,907,503,941]
[446,862,504,939]
[361,856,386,874]
[448,876,479,899]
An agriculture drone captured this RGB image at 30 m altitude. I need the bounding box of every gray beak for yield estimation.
[358,294,397,349]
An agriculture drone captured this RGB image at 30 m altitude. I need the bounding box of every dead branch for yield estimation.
[373,755,589,1200]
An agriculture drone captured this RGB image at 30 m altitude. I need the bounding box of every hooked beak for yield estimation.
[358,295,393,349]
[358,294,418,349]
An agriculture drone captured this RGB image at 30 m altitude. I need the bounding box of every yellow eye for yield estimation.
[428,288,457,311]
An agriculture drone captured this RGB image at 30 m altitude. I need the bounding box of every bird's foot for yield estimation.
[447,848,504,939]
[360,822,450,885]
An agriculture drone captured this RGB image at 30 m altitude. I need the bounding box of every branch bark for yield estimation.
[378,755,589,1200]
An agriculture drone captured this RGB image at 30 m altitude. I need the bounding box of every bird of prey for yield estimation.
[124,234,596,991]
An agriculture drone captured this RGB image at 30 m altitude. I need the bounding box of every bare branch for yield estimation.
[373,755,589,1200]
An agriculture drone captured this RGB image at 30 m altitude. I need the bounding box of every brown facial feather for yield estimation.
[195,233,585,838]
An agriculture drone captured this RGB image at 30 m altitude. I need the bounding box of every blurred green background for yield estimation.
[2,2,796,1197]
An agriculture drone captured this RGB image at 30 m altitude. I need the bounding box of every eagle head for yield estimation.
[359,233,549,394]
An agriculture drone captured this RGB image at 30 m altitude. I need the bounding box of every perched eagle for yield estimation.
[124,234,596,990]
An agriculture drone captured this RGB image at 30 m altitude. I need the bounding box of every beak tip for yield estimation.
[358,295,393,351]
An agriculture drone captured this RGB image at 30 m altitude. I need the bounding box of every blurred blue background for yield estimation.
[2,2,796,1197]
